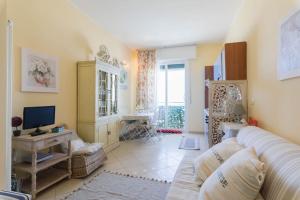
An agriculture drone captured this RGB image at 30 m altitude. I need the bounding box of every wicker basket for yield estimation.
[71,148,107,178]
[58,148,107,178]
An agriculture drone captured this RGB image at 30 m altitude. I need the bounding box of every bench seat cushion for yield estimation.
[72,143,102,156]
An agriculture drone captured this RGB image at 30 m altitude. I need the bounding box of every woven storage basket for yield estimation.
[72,148,107,178]
[58,148,107,178]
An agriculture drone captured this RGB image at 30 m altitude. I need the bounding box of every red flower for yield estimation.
[12,116,22,129]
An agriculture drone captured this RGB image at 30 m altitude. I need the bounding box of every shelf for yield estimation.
[14,153,70,173]
[22,168,70,194]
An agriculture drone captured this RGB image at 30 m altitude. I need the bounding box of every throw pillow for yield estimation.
[60,130,81,153]
[199,147,265,200]
[193,138,244,186]
[72,143,102,156]
[71,139,86,152]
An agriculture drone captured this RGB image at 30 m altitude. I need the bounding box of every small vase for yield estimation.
[13,130,21,137]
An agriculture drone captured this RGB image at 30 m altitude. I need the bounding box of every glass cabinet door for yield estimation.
[110,74,118,115]
[98,70,108,117]
[98,69,118,118]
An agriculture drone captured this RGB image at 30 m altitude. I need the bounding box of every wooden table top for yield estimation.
[121,113,154,121]
[12,130,72,142]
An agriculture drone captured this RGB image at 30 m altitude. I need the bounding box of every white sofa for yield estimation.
[166,126,300,200]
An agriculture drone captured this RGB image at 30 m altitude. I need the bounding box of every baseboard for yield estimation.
[104,142,120,153]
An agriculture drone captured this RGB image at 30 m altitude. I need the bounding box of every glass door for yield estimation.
[98,70,108,117]
[110,74,118,115]
[157,63,185,129]
[98,69,119,118]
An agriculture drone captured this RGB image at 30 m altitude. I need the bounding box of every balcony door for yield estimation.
[157,62,186,130]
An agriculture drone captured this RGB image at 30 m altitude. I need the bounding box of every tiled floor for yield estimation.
[37,133,206,200]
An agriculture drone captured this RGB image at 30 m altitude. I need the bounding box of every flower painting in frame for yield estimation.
[119,67,128,90]
[22,48,59,93]
[278,9,300,80]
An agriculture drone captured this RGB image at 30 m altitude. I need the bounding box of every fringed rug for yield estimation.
[61,170,171,200]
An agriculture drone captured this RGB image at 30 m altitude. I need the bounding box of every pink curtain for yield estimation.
[136,50,156,111]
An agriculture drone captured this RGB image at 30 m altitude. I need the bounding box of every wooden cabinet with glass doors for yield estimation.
[77,59,120,152]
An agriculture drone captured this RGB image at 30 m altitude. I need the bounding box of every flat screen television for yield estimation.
[23,106,55,136]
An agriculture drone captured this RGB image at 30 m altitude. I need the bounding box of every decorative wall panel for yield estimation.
[208,81,247,147]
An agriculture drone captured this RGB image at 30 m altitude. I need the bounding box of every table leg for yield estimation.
[68,140,72,179]
[32,152,37,199]
[12,149,16,163]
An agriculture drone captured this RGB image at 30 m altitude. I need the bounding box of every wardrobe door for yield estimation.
[108,118,119,145]
[97,120,109,148]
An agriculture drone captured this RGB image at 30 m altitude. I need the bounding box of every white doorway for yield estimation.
[157,61,188,131]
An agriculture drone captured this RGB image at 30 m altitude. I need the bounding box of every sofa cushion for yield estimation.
[256,194,264,200]
[166,151,202,200]
[237,126,300,200]
[199,147,265,200]
[193,138,244,186]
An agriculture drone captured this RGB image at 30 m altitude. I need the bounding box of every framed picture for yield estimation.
[119,67,128,89]
[278,9,300,80]
[22,48,59,93]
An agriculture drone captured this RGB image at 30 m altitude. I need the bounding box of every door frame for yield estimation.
[0,19,13,190]
[156,60,190,131]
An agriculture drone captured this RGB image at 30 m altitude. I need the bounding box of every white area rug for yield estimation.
[179,136,200,150]
[61,171,170,200]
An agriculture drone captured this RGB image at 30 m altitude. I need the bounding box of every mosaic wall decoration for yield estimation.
[208,81,247,146]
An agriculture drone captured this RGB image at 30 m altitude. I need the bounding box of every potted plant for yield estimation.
[12,116,23,137]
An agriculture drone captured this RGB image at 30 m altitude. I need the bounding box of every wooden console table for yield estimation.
[12,130,72,199]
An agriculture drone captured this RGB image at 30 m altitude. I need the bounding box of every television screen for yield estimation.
[23,106,55,130]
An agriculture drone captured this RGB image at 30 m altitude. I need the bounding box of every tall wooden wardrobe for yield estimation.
[77,59,121,152]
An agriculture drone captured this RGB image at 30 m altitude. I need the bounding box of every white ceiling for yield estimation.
[72,0,243,49]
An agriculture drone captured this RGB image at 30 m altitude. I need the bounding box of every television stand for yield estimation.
[12,130,72,199]
[30,131,47,137]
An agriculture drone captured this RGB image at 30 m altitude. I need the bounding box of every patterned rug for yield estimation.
[61,171,171,200]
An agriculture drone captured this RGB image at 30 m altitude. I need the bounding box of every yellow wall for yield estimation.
[130,50,138,112]
[226,0,300,143]
[189,44,222,132]
[7,0,134,130]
